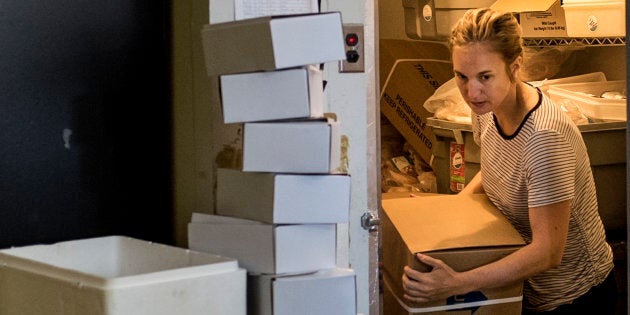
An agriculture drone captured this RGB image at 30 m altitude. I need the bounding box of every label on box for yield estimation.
[450,142,465,192]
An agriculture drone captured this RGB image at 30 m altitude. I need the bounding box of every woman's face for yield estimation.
[452,42,516,115]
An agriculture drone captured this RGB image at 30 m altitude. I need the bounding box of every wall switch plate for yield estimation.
[339,24,364,73]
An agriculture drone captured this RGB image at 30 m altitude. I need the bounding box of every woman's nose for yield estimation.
[466,80,481,99]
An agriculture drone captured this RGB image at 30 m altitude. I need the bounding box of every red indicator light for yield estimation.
[345,33,359,46]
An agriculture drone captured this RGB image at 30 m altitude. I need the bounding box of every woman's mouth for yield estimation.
[469,101,486,108]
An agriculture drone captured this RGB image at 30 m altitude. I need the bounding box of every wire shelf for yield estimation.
[523,37,626,47]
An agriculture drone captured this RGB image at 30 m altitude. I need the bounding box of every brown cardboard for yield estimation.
[379,39,454,164]
[381,193,525,313]
[491,0,567,38]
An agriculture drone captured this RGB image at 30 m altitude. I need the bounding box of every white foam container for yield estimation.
[547,80,627,121]
[0,236,246,315]
[563,1,625,37]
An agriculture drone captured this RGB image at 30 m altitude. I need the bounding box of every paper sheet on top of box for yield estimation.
[381,193,524,253]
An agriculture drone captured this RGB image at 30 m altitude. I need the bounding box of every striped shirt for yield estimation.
[472,88,614,312]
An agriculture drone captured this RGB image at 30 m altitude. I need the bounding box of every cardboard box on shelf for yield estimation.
[240,118,342,174]
[0,236,246,315]
[217,168,351,224]
[219,65,324,124]
[381,193,525,314]
[491,0,568,38]
[379,39,454,164]
[202,12,345,76]
[248,268,357,315]
[188,213,336,275]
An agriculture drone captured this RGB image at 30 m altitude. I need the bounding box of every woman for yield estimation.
[402,8,616,314]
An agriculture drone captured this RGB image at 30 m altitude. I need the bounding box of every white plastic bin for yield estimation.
[563,1,625,37]
[547,80,627,121]
[0,236,246,315]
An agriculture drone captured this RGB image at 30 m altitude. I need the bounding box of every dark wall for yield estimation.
[0,1,173,248]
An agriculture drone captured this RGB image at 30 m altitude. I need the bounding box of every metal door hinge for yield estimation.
[361,212,380,232]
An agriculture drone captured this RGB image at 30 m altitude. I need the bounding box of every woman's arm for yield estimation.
[402,199,571,302]
[458,171,484,195]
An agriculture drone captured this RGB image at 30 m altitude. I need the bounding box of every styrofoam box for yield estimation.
[242,118,341,173]
[219,65,323,124]
[217,168,351,224]
[188,213,336,275]
[202,12,345,76]
[563,1,625,37]
[248,268,357,315]
[0,236,246,315]
[547,80,627,121]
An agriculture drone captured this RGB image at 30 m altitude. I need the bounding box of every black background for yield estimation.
[0,0,173,248]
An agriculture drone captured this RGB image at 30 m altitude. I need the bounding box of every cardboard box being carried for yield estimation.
[240,118,341,174]
[219,65,324,124]
[217,168,351,224]
[381,193,526,314]
[188,213,336,275]
[248,268,357,315]
[379,39,454,164]
[491,0,568,38]
[202,12,345,76]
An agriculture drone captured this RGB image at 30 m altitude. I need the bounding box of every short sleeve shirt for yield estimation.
[472,88,613,311]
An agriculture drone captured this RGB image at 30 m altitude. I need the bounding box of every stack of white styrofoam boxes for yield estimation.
[0,236,246,315]
[189,12,357,315]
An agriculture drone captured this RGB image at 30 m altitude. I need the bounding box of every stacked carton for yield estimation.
[189,12,357,315]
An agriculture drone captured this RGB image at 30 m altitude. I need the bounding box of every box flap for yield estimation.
[191,212,264,225]
[491,0,557,13]
[381,194,525,253]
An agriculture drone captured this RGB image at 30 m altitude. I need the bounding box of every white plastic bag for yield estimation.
[423,78,471,123]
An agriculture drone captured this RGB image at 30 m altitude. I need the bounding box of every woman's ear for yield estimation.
[510,56,522,80]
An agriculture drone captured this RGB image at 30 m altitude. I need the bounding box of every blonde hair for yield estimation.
[448,8,523,81]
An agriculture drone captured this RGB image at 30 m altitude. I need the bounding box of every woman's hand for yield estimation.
[402,253,463,303]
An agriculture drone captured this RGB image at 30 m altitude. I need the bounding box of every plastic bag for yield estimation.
[423,78,471,123]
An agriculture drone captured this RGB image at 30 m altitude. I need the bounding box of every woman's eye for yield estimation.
[479,75,491,81]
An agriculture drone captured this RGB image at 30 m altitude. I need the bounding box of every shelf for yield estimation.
[523,37,626,47]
